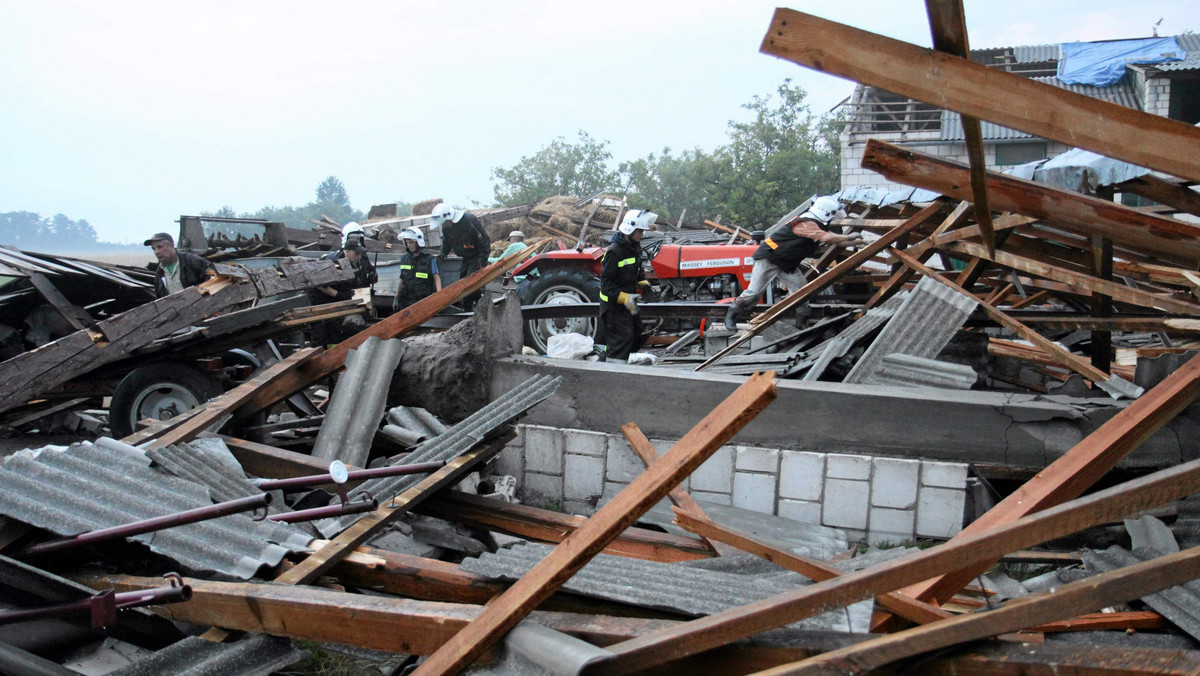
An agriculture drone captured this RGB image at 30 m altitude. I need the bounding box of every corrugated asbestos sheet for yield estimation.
[1158,33,1200,72]
[872,353,977,389]
[318,374,562,537]
[1083,545,1200,642]
[312,337,405,468]
[802,292,908,382]
[0,438,312,579]
[844,276,977,385]
[460,541,872,633]
[108,634,308,676]
[386,406,448,438]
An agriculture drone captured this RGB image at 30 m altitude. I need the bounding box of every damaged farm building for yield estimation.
[3,8,1200,676]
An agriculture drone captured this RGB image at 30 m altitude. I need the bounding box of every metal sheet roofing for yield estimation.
[0,438,312,579]
[312,337,405,468]
[318,374,562,537]
[845,275,978,385]
[1083,545,1200,642]
[1155,33,1200,72]
[460,541,872,632]
[108,634,307,676]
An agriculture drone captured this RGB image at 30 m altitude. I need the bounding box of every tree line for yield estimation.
[491,80,842,229]
[204,176,413,230]
[0,211,109,252]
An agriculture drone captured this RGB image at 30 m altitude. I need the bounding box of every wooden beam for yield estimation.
[759,9,1200,183]
[944,240,1200,315]
[863,200,975,310]
[673,510,949,626]
[415,491,714,563]
[580,457,1200,676]
[757,545,1200,675]
[696,201,945,371]
[274,437,511,587]
[204,433,345,479]
[411,373,778,676]
[861,139,1200,265]
[26,271,93,330]
[1015,316,1200,333]
[130,348,319,451]
[235,240,546,418]
[1122,175,1200,219]
[1029,611,1166,633]
[925,0,994,256]
[890,247,1139,398]
[890,347,1200,610]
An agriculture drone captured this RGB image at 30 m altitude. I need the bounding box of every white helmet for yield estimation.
[400,226,426,248]
[799,196,845,225]
[617,209,657,236]
[341,221,365,247]
[508,230,525,240]
[429,203,454,228]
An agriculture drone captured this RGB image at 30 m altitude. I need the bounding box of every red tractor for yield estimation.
[513,233,760,352]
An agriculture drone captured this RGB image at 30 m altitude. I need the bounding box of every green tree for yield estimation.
[619,147,724,224]
[491,131,621,206]
[316,176,351,207]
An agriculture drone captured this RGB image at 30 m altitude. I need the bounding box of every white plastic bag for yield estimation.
[546,333,595,360]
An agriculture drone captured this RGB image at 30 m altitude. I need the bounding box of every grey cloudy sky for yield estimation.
[0,1,1193,243]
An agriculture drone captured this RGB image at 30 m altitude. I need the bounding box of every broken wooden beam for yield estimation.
[861,139,1200,265]
[759,8,1200,184]
[206,433,345,479]
[412,372,778,675]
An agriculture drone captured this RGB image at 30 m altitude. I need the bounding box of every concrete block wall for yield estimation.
[499,424,969,544]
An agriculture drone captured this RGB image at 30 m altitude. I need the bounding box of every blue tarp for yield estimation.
[1058,37,1185,86]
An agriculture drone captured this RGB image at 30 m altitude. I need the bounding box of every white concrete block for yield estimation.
[605,435,643,483]
[491,444,524,480]
[916,486,966,538]
[690,444,734,493]
[921,461,968,488]
[649,439,689,491]
[564,454,605,502]
[736,446,779,473]
[524,425,563,474]
[871,457,919,509]
[562,500,592,516]
[691,490,732,506]
[778,499,822,525]
[779,451,824,501]
[563,429,608,457]
[826,454,871,481]
[732,471,777,515]
[823,478,870,530]
[522,472,562,507]
[603,481,626,501]
[869,507,915,546]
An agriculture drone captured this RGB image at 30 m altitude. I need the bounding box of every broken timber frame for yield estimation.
[411,372,778,676]
[695,201,944,371]
[578,456,1200,675]
[621,422,720,556]
[759,8,1200,184]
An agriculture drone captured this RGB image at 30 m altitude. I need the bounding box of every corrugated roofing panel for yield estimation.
[872,354,978,389]
[941,75,1142,141]
[312,337,405,467]
[1083,545,1200,642]
[0,438,311,579]
[108,634,307,676]
[845,275,977,385]
[318,374,562,537]
[1013,44,1060,63]
[460,541,872,632]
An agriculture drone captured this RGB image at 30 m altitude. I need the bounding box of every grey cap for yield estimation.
[143,232,174,246]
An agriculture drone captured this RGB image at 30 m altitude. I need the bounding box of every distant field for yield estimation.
[59,251,155,267]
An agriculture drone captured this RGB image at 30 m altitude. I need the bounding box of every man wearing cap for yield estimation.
[489,230,527,263]
[145,232,214,298]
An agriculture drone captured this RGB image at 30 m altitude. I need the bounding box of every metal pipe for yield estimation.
[17,494,271,557]
[266,498,378,524]
[0,582,192,628]
[255,461,445,491]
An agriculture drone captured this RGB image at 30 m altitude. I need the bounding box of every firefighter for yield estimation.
[724,196,862,330]
[431,202,490,311]
[392,227,442,312]
[600,210,656,362]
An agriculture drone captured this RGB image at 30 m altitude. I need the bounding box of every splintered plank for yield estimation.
[861,139,1200,265]
[411,372,778,676]
[26,271,93,330]
[759,545,1200,675]
[207,433,341,479]
[695,201,944,371]
[235,240,546,418]
[759,8,1200,184]
[580,458,1200,676]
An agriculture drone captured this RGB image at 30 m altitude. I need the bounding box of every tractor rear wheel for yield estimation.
[517,268,601,354]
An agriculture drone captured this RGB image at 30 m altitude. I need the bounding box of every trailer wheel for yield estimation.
[517,268,601,354]
[109,363,223,438]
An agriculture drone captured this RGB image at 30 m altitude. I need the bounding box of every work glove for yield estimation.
[617,291,639,315]
[637,280,651,291]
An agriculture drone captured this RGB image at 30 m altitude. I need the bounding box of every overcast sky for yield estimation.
[1,1,1193,244]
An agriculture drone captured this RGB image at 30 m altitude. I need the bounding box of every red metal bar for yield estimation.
[255,461,446,491]
[17,494,271,557]
[266,497,378,524]
[0,582,192,627]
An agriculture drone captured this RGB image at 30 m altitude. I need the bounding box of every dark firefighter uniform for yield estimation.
[440,211,491,311]
[599,232,646,361]
[394,248,439,311]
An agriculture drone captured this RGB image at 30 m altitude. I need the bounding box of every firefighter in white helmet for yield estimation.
[430,202,490,311]
[724,196,862,331]
[392,227,442,312]
[599,210,656,362]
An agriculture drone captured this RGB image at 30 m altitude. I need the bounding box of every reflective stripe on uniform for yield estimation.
[599,292,609,302]
[617,257,636,267]
[400,265,413,270]
[765,238,779,250]
[415,272,428,278]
